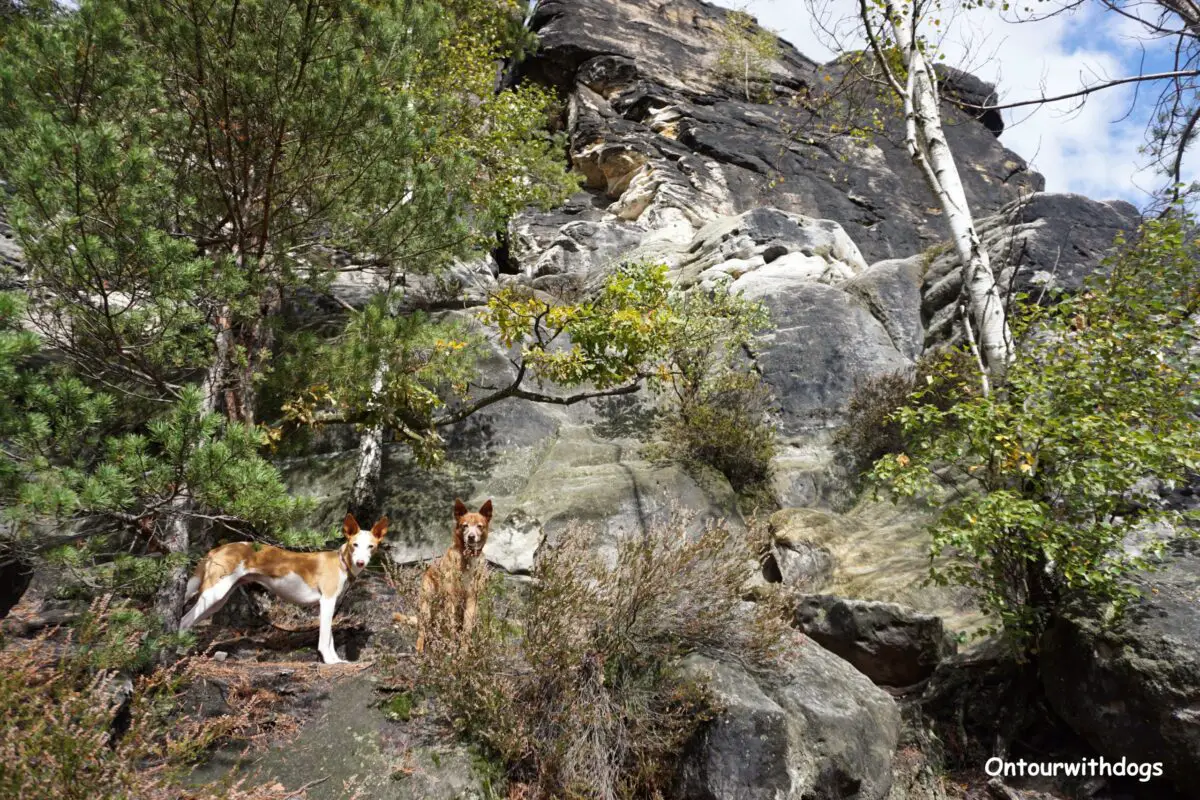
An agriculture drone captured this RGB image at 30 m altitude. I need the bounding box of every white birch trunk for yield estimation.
[348,361,388,521]
[885,0,1014,389]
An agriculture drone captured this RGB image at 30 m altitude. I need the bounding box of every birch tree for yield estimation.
[856,0,1014,391]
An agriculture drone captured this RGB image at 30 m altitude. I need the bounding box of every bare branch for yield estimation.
[955,69,1200,113]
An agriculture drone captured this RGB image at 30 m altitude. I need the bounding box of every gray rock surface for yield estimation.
[769,504,988,637]
[680,634,902,800]
[200,675,490,800]
[846,257,926,362]
[281,403,743,572]
[922,192,1141,345]
[751,282,910,437]
[773,540,835,591]
[1040,539,1200,797]
[793,595,957,687]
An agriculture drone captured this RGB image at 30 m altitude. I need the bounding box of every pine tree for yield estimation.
[0,0,573,627]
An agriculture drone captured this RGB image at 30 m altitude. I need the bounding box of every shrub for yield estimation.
[657,371,776,494]
[873,215,1200,651]
[715,9,779,103]
[651,283,776,494]
[836,348,979,484]
[416,519,793,799]
[0,606,302,800]
[483,262,776,494]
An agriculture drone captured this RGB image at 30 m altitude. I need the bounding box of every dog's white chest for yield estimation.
[255,572,323,606]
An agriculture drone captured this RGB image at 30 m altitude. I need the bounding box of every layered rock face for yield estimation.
[306,0,1138,568]
[516,0,1043,268]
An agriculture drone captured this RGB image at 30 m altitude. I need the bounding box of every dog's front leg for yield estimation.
[317,596,343,664]
[415,571,434,655]
[462,590,479,638]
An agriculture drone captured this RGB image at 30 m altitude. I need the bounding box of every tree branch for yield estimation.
[956,69,1200,113]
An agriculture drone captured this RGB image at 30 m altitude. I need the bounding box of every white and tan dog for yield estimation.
[180,514,388,664]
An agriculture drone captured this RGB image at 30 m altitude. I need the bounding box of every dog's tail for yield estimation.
[185,551,225,604]
[184,560,206,604]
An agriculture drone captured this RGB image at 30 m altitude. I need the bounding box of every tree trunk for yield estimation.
[203,289,280,427]
[885,1,1014,388]
[348,362,388,522]
[153,506,202,634]
[156,339,227,634]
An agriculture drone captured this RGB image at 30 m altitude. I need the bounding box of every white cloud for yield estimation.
[713,0,1184,205]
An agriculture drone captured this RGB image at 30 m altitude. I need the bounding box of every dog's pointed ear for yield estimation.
[343,513,360,539]
[453,498,468,520]
[479,499,493,521]
[371,516,389,540]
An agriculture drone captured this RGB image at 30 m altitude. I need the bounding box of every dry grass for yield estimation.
[0,605,314,800]
[412,518,795,800]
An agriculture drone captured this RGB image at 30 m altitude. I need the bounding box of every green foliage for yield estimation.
[383,690,415,722]
[417,519,794,799]
[836,348,978,486]
[282,300,485,467]
[290,262,773,482]
[487,264,775,489]
[1,290,315,593]
[74,605,196,672]
[6,380,313,531]
[650,285,775,492]
[0,0,574,418]
[872,216,1200,650]
[487,263,676,388]
[715,8,780,102]
[0,0,571,612]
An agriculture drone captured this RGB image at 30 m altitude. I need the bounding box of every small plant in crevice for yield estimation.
[414,518,794,800]
[714,8,780,103]
[836,347,979,488]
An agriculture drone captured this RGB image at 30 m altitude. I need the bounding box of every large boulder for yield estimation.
[768,504,987,638]
[922,192,1141,344]
[793,596,957,687]
[680,633,901,800]
[749,282,910,437]
[1040,539,1200,797]
[845,256,926,362]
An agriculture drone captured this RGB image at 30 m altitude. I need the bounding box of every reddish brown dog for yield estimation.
[414,499,492,654]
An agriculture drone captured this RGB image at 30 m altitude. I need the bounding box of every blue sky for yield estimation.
[714,0,1190,207]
